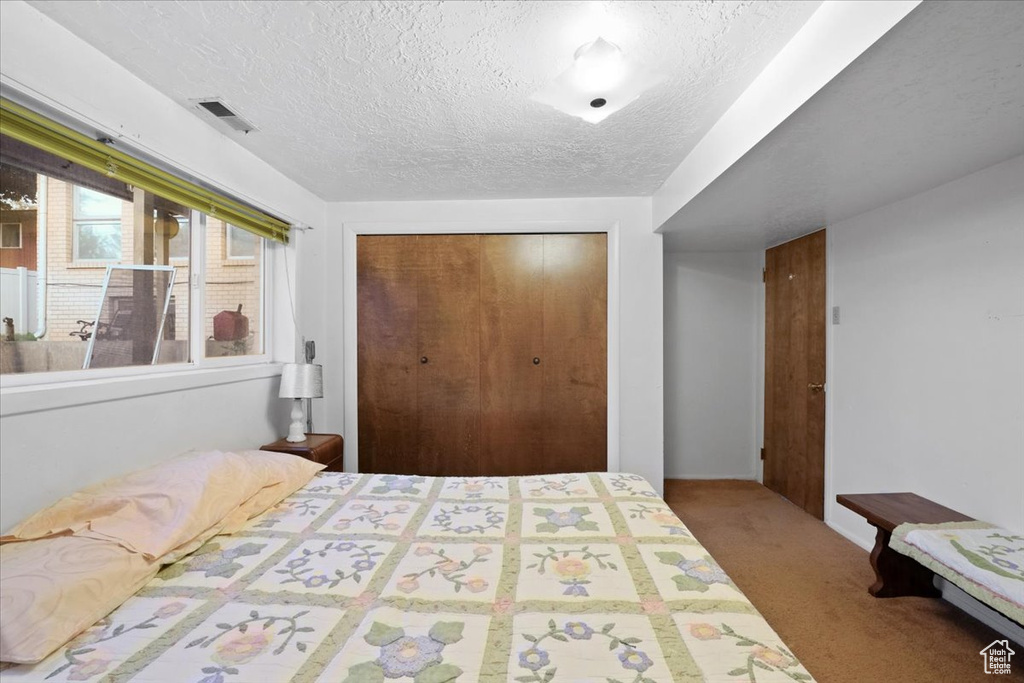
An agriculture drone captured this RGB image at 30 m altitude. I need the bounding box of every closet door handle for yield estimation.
[420,356,429,364]
[533,357,540,365]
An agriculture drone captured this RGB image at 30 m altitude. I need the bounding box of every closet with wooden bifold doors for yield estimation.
[357,233,607,477]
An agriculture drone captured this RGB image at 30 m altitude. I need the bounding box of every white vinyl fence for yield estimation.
[0,267,38,337]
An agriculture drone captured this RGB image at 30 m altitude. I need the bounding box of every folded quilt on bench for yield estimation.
[890,521,1024,624]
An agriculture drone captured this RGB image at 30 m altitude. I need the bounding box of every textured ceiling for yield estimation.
[662,0,1024,251]
[28,0,819,201]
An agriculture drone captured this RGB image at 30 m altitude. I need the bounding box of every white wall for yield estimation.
[0,374,291,530]
[0,1,326,529]
[664,251,763,479]
[0,1,323,230]
[826,154,1024,549]
[294,226,330,432]
[313,197,665,492]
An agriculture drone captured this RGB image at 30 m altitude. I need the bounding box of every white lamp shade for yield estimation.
[279,363,323,399]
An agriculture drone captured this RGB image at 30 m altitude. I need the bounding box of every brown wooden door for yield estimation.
[764,229,826,519]
[356,235,419,474]
[479,233,608,475]
[541,234,608,474]
[416,235,481,476]
[357,233,607,477]
[480,234,545,476]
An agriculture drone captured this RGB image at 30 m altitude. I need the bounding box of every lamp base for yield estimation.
[286,398,306,442]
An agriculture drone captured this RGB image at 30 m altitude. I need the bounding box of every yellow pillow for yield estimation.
[219,450,326,534]
[1,451,266,560]
[0,450,323,664]
[0,535,160,664]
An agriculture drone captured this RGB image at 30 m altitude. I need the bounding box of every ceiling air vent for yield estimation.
[191,98,257,134]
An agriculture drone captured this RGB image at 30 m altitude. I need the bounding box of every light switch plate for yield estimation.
[832,306,841,325]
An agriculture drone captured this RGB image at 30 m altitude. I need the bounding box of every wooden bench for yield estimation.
[836,492,974,598]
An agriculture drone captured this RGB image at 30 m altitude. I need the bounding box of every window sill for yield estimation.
[0,361,283,417]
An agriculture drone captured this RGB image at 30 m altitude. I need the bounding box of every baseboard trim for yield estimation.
[826,519,874,552]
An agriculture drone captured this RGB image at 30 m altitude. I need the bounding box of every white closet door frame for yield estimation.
[342,220,620,475]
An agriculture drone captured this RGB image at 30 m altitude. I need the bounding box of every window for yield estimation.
[226,224,257,259]
[73,186,123,261]
[167,216,190,259]
[0,154,197,374]
[0,222,21,248]
[207,219,264,357]
[0,111,278,378]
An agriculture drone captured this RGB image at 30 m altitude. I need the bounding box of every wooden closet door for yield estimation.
[359,232,607,477]
[542,234,608,473]
[357,236,418,474]
[416,235,481,476]
[480,234,545,475]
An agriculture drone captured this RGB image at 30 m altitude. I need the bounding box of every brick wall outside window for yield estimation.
[41,178,262,352]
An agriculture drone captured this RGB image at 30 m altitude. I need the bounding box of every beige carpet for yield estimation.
[664,479,1022,683]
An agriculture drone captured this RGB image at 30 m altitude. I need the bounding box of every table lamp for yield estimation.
[279,363,323,442]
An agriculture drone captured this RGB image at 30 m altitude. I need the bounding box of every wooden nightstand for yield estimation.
[261,433,344,472]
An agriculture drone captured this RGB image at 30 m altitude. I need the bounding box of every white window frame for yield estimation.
[0,222,22,249]
[0,208,275,393]
[72,186,123,263]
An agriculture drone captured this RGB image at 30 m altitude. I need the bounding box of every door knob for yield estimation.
[533,357,540,365]
[808,383,824,392]
[420,356,428,364]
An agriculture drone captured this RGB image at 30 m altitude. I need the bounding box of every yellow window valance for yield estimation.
[0,98,289,244]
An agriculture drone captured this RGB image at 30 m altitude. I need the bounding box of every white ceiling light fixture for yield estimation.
[531,37,665,124]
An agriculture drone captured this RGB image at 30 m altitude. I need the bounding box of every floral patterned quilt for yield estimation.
[890,521,1024,624]
[0,472,814,682]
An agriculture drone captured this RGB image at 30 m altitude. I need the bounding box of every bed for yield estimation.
[890,521,1024,623]
[1,472,814,682]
